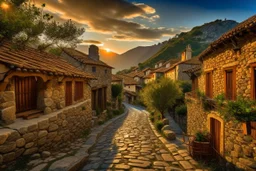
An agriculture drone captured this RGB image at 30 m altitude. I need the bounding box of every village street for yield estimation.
[82,104,197,171]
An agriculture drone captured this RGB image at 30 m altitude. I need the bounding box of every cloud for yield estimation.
[35,0,181,41]
[80,40,104,46]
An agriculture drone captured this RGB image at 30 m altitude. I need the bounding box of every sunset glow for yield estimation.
[105,48,111,52]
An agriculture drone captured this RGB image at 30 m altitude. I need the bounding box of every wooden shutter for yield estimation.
[251,122,256,139]
[65,81,72,106]
[205,72,213,98]
[103,87,107,110]
[226,70,233,100]
[74,81,83,101]
[15,77,37,113]
[98,88,102,110]
[251,66,256,99]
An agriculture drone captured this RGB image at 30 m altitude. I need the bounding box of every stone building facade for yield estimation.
[0,41,94,165]
[62,46,113,111]
[185,15,256,170]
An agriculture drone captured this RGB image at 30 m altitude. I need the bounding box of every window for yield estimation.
[92,66,96,73]
[15,76,37,113]
[192,76,198,92]
[205,71,213,98]
[65,81,72,106]
[75,81,84,101]
[225,67,236,100]
[251,64,256,99]
[105,69,107,74]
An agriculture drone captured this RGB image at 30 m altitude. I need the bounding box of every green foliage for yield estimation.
[226,97,256,122]
[155,120,164,131]
[196,90,215,111]
[178,81,192,94]
[214,93,225,107]
[81,106,86,111]
[140,78,182,118]
[0,0,84,50]
[150,115,154,122]
[95,106,102,116]
[111,84,123,99]
[195,130,210,142]
[98,120,104,125]
[175,105,187,116]
[48,47,62,56]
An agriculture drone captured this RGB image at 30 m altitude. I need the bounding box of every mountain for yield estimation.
[76,45,119,68]
[113,43,166,73]
[140,19,238,69]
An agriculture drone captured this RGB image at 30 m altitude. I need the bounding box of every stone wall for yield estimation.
[0,91,16,124]
[177,64,195,82]
[185,93,207,135]
[0,100,92,165]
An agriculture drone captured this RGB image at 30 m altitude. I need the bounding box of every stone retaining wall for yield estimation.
[0,101,92,166]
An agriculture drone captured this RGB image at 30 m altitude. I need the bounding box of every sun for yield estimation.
[105,48,111,53]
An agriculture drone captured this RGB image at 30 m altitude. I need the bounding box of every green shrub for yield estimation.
[150,115,154,122]
[175,105,187,116]
[81,106,86,111]
[95,107,102,116]
[113,110,120,116]
[214,93,225,107]
[98,120,104,125]
[226,97,256,122]
[155,120,164,131]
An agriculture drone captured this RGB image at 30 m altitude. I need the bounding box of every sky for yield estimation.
[35,0,256,54]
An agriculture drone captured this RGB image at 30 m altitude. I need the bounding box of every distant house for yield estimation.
[185,15,256,170]
[164,45,200,81]
[111,74,123,85]
[111,74,139,104]
[154,60,165,68]
[61,45,113,112]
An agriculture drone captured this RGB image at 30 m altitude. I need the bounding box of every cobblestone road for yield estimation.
[82,105,194,171]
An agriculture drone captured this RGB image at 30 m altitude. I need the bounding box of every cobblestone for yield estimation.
[82,104,199,170]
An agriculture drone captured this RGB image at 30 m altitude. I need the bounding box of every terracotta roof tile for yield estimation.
[116,74,138,85]
[0,41,95,79]
[63,48,113,68]
[198,15,256,60]
[183,65,202,73]
[112,74,122,82]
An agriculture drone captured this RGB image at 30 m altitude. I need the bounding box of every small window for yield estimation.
[205,71,213,98]
[92,66,96,73]
[75,81,84,101]
[105,69,107,74]
[225,68,236,100]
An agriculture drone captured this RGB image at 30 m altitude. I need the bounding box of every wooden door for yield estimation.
[210,118,221,155]
[15,77,37,113]
[65,81,72,106]
[98,88,102,110]
[226,70,233,100]
[91,90,96,110]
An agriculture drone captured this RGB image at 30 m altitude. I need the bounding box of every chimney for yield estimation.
[185,44,192,60]
[89,45,99,61]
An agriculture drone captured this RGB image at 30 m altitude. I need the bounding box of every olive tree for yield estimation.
[140,78,182,119]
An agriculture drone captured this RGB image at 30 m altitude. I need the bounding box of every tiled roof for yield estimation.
[183,65,202,73]
[0,41,95,79]
[164,57,201,73]
[163,58,180,66]
[154,66,169,73]
[115,74,138,85]
[62,48,113,68]
[198,15,256,60]
[112,74,122,82]
[143,73,153,79]
[127,71,144,78]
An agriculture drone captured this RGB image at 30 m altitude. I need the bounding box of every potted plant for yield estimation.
[189,130,212,157]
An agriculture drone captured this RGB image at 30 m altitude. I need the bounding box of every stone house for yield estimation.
[61,45,113,112]
[127,71,144,85]
[112,74,139,104]
[185,15,256,170]
[154,60,165,68]
[164,46,200,81]
[0,41,95,164]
